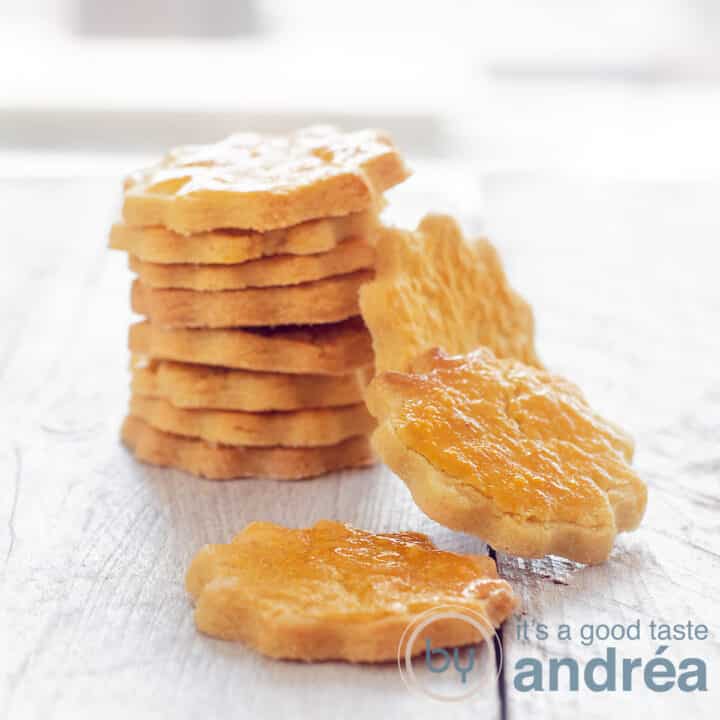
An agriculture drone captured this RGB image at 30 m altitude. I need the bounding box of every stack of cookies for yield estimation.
[110,126,409,480]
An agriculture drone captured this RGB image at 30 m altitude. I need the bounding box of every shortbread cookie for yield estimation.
[132,360,372,411]
[130,394,375,447]
[359,214,540,373]
[131,271,372,328]
[128,238,375,290]
[367,347,646,565]
[129,318,373,374]
[186,520,518,661]
[110,210,375,265]
[122,126,409,234]
[122,416,374,480]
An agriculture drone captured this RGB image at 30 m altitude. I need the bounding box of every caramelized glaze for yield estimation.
[122,126,408,233]
[388,348,639,527]
[125,126,398,199]
[187,520,510,622]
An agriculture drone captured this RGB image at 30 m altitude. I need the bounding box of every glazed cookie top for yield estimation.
[367,346,647,562]
[122,126,409,234]
[187,520,517,625]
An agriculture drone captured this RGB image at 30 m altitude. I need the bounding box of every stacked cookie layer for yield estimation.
[111,126,409,480]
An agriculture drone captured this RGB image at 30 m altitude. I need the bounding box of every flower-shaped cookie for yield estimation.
[123,126,409,233]
[367,347,647,564]
[186,520,518,661]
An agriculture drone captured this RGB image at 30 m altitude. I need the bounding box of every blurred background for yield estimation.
[2,0,720,187]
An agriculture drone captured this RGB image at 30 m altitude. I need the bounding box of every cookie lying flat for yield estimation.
[128,238,375,290]
[132,360,372,411]
[186,520,518,661]
[131,271,372,328]
[129,318,373,375]
[359,214,540,373]
[110,210,375,264]
[122,416,374,480]
[130,394,375,447]
[122,126,409,234]
[367,347,647,565]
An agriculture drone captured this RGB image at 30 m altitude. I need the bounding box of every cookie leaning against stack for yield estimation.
[111,126,410,479]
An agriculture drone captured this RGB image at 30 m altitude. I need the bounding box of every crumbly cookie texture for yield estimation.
[122,126,409,234]
[127,237,375,290]
[128,317,373,375]
[130,270,372,328]
[359,214,540,373]
[110,209,376,264]
[186,520,518,661]
[129,394,375,447]
[122,416,374,480]
[366,347,646,565]
[131,360,372,412]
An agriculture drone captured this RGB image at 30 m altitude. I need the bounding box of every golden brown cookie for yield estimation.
[186,520,518,661]
[359,214,540,373]
[367,347,646,565]
[131,360,372,411]
[122,126,409,234]
[128,238,375,290]
[129,394,375,447]
[130,271,372,328]
[122,416,374,480]
[110,210,376,265]
[128,318,373,375]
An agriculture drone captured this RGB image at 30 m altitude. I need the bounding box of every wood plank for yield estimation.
[3,173,718,719]
[486,179,720,719]
[1,178,500,719]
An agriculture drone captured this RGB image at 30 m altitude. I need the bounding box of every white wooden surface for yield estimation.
[1,174,719,719]
[486,179,720,718]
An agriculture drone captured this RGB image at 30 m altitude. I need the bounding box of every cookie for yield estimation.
[128,318,373,374]
[367,347,647,564]
[110,209,376,265]
[131,271,372,328]
[128,237,375,290]
[129,394,375,447]
[131,360,372,411]
[122,416,374,480]
[122,126,409,234]
[359,214,540,373]
[186,520,518,661]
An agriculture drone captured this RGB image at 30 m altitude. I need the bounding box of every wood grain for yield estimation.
[2,174,718,719]
[0,178,498,720]
[486,179,720,719]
